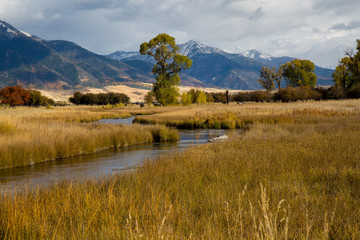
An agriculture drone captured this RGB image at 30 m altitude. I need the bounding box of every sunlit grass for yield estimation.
[134,100,360,129]
[1,100,360,238]
[0,106,178,169]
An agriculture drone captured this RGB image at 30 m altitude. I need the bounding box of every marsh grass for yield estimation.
[134,100,360,129]
[0,106,178,169]
[1,100,360,238]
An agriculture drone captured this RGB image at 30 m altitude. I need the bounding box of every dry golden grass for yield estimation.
[1,100,360,239]
[134,100,360,129]
[0,106,178,169]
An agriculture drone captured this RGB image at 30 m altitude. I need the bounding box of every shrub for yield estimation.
[233,92,251,102]
[249,91,272,102]
[274,86,321,102]
[0,85,30,106]
[69,92,130,105]
[323,86,347,100]
[347,85,360,99]
[233,91,272,102]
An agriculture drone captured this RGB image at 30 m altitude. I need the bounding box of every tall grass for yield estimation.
[134,100,360,129]
[1,100,360,238]
[0,106,178,169]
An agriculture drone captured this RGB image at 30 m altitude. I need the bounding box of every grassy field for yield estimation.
[1,100,360,239]
[134,100,360,129]
[0,106,178,169]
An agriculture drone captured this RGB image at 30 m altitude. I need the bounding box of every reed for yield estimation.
[1,100,360,239]
[0,106,178,169]
[134,100,360,129]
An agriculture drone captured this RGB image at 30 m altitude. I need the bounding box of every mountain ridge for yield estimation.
[109,40,334,89]
[0,19,334,92]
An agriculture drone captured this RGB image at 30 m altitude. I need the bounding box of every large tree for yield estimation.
[332,57,352,89]
[258,66,276,90]
[333,39,360,89]
[281,59,317,88]
[140,33,192,105]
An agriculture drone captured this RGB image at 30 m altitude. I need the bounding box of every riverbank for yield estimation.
[1,104,360,238]
[134,100,360,129]
[0,106,178,169]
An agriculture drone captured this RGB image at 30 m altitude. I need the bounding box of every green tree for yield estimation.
[275,65,284,89]
[333,57,352,88]
[333,39,360,89]
[144,91,156,105]
[69,91,83,105]
[258,66,276,90]
[180,92,192,105]
[140,33,192,106]
[195,90,207,104]
[281,59,317,87]
[29,90,44,107]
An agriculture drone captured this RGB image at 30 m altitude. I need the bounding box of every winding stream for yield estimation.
[0,117,227,192]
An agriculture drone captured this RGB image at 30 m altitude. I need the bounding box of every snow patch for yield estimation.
[19,30,32,37]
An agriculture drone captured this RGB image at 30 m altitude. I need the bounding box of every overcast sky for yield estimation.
[1,0,359,68]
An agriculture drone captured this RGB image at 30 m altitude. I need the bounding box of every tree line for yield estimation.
[0,85,55,107]
[69,91,130,105]
[258,39,360,99]
[257,59,317,90]
[140,33,360,106]
[143,88,230,105]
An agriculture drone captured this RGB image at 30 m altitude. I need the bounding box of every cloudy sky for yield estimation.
[1,0,359,68]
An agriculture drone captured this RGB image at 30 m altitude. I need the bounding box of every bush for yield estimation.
[209,92,227,103]
[0,86,55,107]
[274,87,321,102]
[232,92,251,102]
[347,85,360,99]
[69,92,130,105]
[233,91,271,102]
[321,86,346,100]
[249,91,272,102]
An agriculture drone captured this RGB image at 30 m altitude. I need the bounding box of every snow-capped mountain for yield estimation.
[108,39,334,89]
[178,39,224,57]
[0,20,35,40]
[0,18,333,91]
[108,51,140,61]
[108,39,225,61]
[0,19,157,90]
[239,49,272,61]
[225,47,272,61]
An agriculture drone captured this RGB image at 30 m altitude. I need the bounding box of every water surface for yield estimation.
[0,126,226,192]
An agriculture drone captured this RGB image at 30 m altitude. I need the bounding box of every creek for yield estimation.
[0,117,227,192]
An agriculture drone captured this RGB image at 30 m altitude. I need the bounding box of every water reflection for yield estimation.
[97,116,136,125]
[0,129,226,192]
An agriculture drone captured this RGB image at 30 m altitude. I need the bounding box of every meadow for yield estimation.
[0,106,178,169]
[0,100,360,239]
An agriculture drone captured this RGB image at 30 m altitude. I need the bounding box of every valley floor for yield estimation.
[1,100,360,239]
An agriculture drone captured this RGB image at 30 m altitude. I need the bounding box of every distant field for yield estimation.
[1,100,360,239]
[38,83,231,102]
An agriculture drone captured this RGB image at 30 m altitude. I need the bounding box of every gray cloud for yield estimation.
[249,7,265,21]
[330,21,360,30]
[0,0,359,68]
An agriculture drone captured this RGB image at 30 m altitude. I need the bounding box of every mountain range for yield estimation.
[0,20,334,92]
[109,39,335,89]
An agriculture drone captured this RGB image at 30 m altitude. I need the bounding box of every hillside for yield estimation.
[0,20,218,92]
[0,20,153,90]
[0,20,334,92]
[110,40,335,89]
